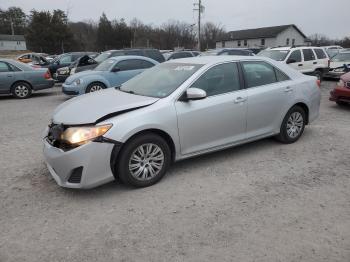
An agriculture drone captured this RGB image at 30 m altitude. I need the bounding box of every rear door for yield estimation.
[242,61,295,138]
[313,48,329,69]
[302,49,317,73]
[0,62,14,92]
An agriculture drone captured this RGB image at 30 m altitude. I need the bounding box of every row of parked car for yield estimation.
[0,46,349,104]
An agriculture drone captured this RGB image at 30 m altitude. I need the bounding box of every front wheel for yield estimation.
[276,106,306,144]
[86,82,106,93]
[116,133,171,187]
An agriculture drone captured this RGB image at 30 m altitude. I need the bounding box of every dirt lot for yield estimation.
[0,81,349,262]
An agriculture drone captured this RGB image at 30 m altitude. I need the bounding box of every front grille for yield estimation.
[68,167,83,183]
[47,123,65,147]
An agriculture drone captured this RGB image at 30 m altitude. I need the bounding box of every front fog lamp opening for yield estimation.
[60,124,112,146]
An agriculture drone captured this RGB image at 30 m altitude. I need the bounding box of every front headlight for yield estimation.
[73,78,83,86]
[60,124,112,145]
[70,68,76,75]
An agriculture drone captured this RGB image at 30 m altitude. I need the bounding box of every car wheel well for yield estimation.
[88,81,106,87]
[110,129,176,181]
[11,80,33,90]
[293,103,309,124]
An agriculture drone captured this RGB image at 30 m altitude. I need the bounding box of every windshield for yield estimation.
[94,52,111,63]
[258,50,290,61]
[94,59,115,71]
[120,63,203,98]
[331,53,350,62]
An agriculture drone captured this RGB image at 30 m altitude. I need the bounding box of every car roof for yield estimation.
[166,55,271,65]
[107,55,158,62]
[271,46,325,51]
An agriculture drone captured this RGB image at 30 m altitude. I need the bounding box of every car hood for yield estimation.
[52,88,159,125]
[330,61,350,69]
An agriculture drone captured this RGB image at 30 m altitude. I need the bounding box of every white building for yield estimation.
[0,34,27,51]
[216,24,308,49]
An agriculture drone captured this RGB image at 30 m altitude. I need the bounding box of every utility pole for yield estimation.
[194,0,204,51]
[10,17,14,35]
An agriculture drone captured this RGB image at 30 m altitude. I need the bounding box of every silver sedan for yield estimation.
[43,56,321,189]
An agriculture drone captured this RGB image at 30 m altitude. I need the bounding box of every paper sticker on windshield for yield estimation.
[174,66,195,71]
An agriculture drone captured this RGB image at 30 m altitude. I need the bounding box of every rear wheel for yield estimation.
[11,82,32,99]
[116,133,171,187]
[86,82,106,93]
[313,70,323,82]
[276,106,306,144]
[336,101,348,106]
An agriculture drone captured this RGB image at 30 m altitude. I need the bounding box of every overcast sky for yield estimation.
[2,0,349,38]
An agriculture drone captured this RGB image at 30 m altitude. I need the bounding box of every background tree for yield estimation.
[96,13,113,50]
[26,9,75,53]
[0,7,26,35]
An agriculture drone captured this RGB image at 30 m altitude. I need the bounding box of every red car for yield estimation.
[330,72,350,106]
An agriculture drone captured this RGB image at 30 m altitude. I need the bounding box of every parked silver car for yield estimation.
[0,59,54,99]
[43,56,321,189]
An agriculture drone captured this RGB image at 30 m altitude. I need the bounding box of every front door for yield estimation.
[175,62,247,155]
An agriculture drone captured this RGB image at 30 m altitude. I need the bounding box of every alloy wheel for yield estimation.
[286,112,304,139]
[14,85,30,98]
[128,143,164,181]
[89,85,103,92]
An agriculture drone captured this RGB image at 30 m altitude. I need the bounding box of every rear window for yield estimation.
[302,49,316,61]
[313,49,327,59]
[258,50,290,61]
[144,50,165,63]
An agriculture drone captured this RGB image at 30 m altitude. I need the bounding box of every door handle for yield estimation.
[298,64,303,67]
[313,62,317,64]
[234,97,247,104]
[284,86,293,93]
[7,74,12,77]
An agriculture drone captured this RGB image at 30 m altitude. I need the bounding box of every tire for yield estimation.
[276,106,306,144]
[116,133,171,187]
[86,82,106,93]
[336,101,348,106]
[11,82,32,99]
[313,70,323,82]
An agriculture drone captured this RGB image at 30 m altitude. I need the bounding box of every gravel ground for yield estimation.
[0,81,349,262]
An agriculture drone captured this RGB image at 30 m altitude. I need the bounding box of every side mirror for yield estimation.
[111,67,120,73]
[286,58,296,64]
[183,87,207,101]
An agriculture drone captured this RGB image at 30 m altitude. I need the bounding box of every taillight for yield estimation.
[44,70,51,79]
[316,80,321,88]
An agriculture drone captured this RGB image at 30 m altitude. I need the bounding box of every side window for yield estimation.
[275,69,290,82]
[140,60,155,69]
[313,49,327,59]
[242,61,277,88]
[302,49,315,61]
[191,62,241,96]
[288,50,302,63]
[60,55,72,63]
[8,63,21,71]
[0,62,10,72]
[117,59,144,71]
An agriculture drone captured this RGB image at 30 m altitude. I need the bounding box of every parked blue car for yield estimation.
[62,56,159,95]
